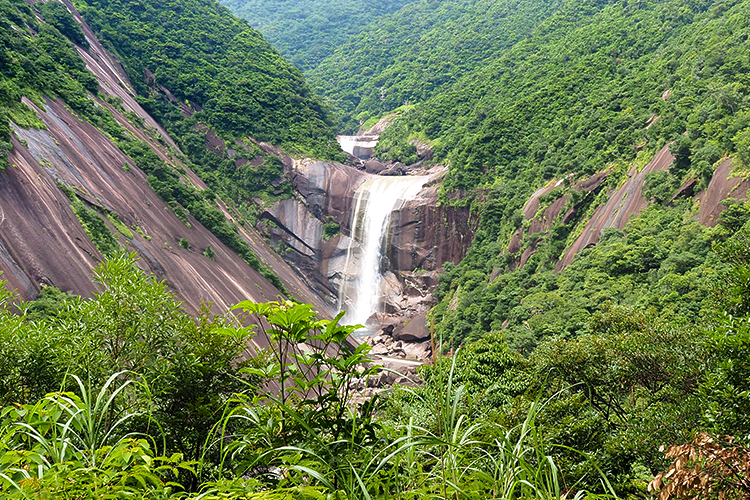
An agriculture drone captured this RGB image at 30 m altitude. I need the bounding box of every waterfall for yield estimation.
[337,135,379,159]
[338,175,429,326]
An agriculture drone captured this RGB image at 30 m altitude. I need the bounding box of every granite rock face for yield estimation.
[0,1,334,329]
[263,161,475,310]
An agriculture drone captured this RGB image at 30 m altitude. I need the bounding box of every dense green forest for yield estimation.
[308,0,570,131]
[3,0,750,496]
[218,0,419,71]
[1,225,749,497]
[73,0,341,159]
[347,0,750,351]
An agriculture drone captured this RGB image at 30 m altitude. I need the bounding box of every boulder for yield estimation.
[371,344,389,356]
[394,311,431,342]
[364,159,388,174]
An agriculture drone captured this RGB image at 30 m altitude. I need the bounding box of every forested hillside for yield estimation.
[348,0,750,344]
[3,0,750,496]
[218,0,418,71]
[311,0,571,130]
[306,0,750,493]
[74,0,341,159]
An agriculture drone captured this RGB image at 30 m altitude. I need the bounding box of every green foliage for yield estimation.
[643,170,680,204]
[221,0,418,72]
[107,212,135,239]
[0,259,645,498]
[321,217,339,240]
[114,136,286,294]
[306,0,750,358]
[698,226,750,442]
[67,191,121,257]
[0,0,100,169]
[75,0,342,159]
[432,203,721,351]
[310,0,568,132]
[203,244,215,260]
[0,254,256,465]
[179,237,190,250]
[24,286,77,322]
[36,1,89,48]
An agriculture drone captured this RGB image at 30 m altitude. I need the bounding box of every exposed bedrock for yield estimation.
[261,161,475,320]
[0,0,334,335]
[498,144,750,274]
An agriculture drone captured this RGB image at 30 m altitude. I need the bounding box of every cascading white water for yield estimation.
[338,175,429,326]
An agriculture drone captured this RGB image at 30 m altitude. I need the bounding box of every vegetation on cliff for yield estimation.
[309,0,569,131]
[74,0,341,159]
[322,0,750,356]
[1,0,291,291]
[70,0,346,245]
[1,236,750,497]
[0,0,98,170]
[3,0,750,496]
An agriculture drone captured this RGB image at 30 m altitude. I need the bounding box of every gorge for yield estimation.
[4,0,750,496]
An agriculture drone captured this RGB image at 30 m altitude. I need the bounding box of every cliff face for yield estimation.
[0,2,332,318]
[0,0,470,335]
[260,161,475,308]
[502,145,750,273]
[3,99,282,312]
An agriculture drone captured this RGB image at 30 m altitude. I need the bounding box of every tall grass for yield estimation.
[208,349,617,499]
[0,371,159,487]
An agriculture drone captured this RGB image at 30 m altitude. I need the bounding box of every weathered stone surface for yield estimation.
[699,159,750,226]
[381,271,405,314]
[290,159,368,228]
[0,3,336,335]
[387,183,474,273]
[394,311,431,342]
[4,102,290,320]
[267,161,474,315]
[364,159,388,174]
[558,145,674,269]
[264,199,321,258]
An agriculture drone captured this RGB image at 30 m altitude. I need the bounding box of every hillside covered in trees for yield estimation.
[218,0,419,71]
[3,0,750,497]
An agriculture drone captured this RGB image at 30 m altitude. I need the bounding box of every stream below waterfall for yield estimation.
[338,175,430,328]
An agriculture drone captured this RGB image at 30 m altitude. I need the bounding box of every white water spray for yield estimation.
[338,175,429,326]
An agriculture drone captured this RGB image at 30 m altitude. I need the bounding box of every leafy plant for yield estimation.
[322,217,340,241]
[649,433,750,500]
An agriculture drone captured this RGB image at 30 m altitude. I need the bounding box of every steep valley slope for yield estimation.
[0,0,340,325]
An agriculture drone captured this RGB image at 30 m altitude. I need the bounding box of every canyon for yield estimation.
[2,0,749,372]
